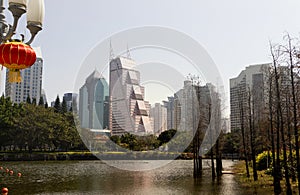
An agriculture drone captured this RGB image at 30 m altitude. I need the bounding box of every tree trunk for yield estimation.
[248,91,258,181]
[208,103,215,180]
[286,93,296,182]
[239,87,250,178]
[269,46,282,194]
[287,36,300,193]
[193,84,202,178]
[210,146,216,180]
[274,56,290,193]
[216,137,223,177]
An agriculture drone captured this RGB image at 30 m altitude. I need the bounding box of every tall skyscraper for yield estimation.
[109,56,153,135]
[230,63,270,131]
[162,96,179,130]
[5,47,44,104]
[79,70,109,129]
[174,80,196,131]
[163,81,212,132]
[150,103,167,134]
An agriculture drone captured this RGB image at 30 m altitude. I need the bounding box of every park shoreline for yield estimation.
[0,151,196,161]
[232,160,299,194]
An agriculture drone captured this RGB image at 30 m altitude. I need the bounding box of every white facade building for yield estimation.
[174,80,196,131]
[230,63,270,131]
[150,103,167,134]
[5,47,44,104]
[109,56,153,135]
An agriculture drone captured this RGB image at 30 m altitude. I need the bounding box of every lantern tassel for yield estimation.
[8,69,22,83]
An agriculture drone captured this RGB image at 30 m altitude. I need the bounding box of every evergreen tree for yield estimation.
[54,95,61,113]
[32,98,37,105]
[61,98,68,113]
[157,129,177,145]
[0,96,84,152]
[26,95,31,104]
[0,96,14,149]
[38,97,44,106]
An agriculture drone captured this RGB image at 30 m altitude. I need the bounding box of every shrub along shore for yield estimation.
[0,151,194,161]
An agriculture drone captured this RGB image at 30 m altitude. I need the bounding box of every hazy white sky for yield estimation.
[1,0,300,108]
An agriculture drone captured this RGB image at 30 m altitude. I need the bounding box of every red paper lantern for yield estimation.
[2,187,8,193]
[0,40,36,82]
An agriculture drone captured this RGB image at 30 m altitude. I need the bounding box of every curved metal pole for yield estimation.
[25,22,42,45]
[0,0,8,43]
[4,3,26,42]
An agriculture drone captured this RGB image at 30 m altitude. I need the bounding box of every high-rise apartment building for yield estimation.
[5,47,44,104]
[109,56,153,135]
[230,63,270,131]
[150,103,167,134]
[174,80,197,131]
[161,81,211,133]
[79,70,109,129]
[162,96,180,130]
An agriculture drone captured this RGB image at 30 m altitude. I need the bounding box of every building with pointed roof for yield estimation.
[79,70,109,129]
[109,56,153,135]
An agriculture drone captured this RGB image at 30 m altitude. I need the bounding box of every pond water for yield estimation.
[0,160,252,195]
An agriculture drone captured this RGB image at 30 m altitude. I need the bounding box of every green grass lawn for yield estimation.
[233,160,299,194]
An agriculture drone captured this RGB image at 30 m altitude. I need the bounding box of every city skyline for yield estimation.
[77,56,221,134]
[1,0,299,109]
[0,1,299,194]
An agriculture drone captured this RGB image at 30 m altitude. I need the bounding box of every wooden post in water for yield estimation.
[192,81,203,178]
[193,82,200,178]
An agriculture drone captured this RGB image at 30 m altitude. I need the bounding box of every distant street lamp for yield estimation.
[0,0,45,82]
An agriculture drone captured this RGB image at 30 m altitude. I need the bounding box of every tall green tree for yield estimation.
[32,98,37,105]
[0,95,84,152]
[61,98,68,113]
[121,133,138,150]
[54,95,61,113]
[157,129,176,145]
[26,95,31,104]
[38,96,44,106]
[0,96,14,150]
